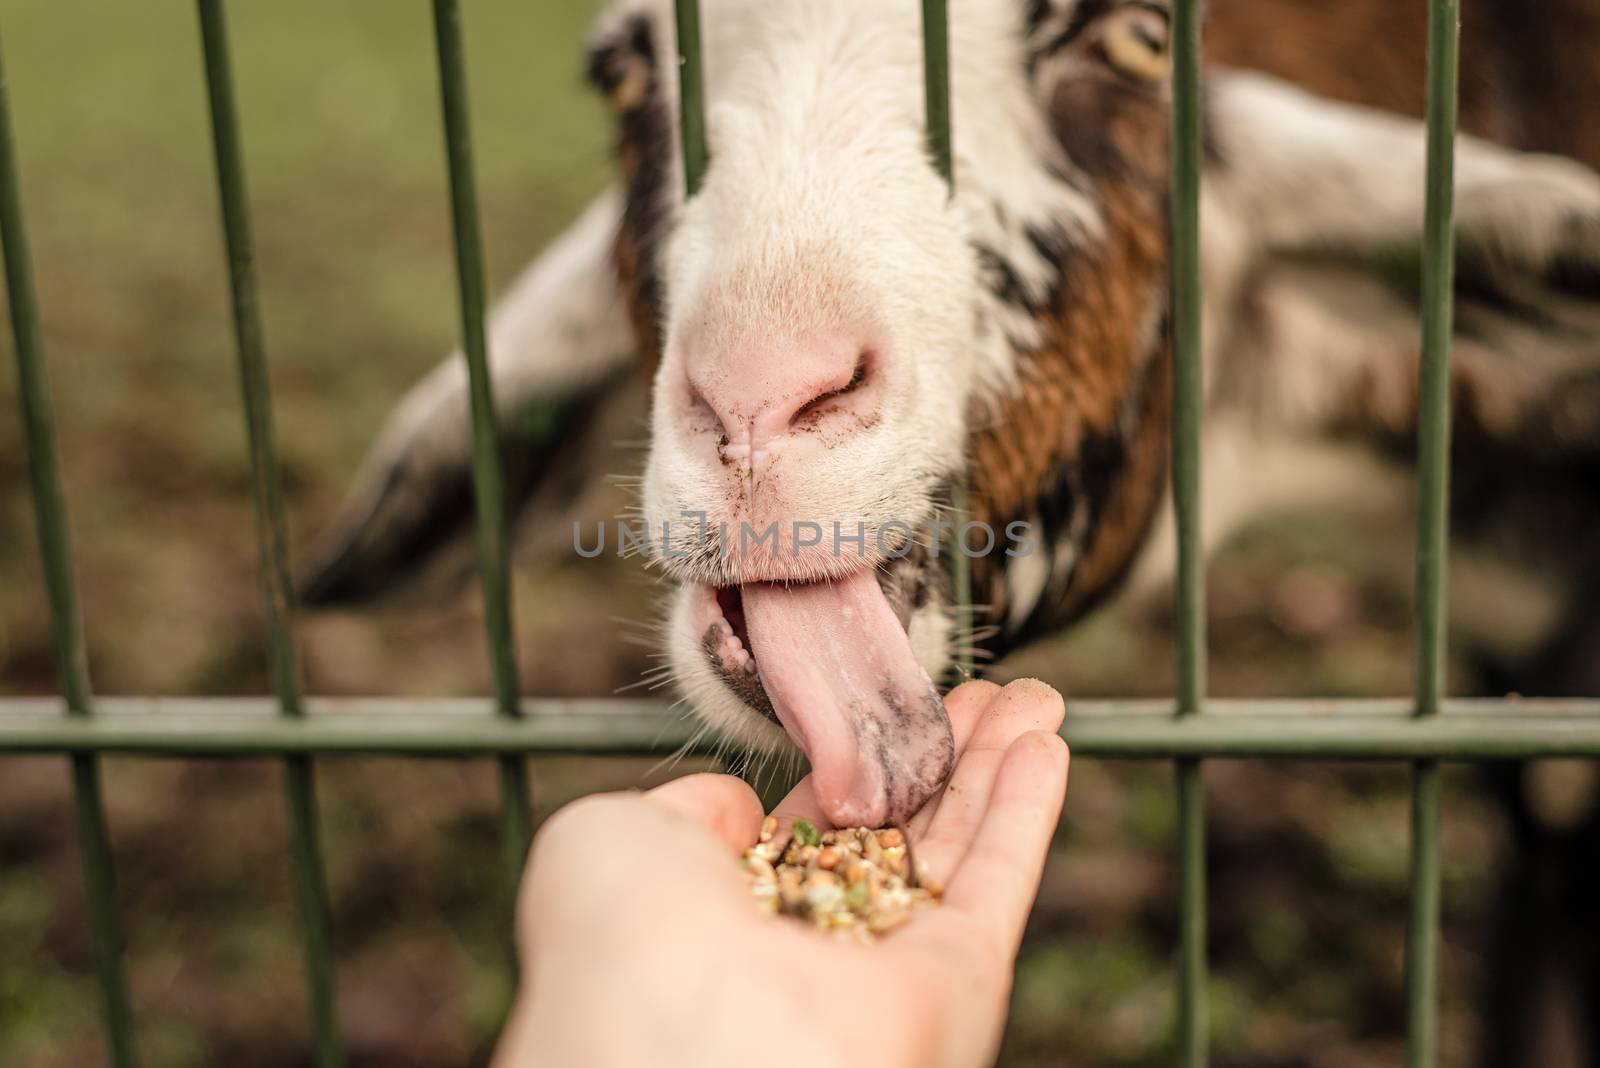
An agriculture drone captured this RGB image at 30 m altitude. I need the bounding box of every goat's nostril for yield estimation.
[685,378,723,431]
[681,337,875,454]
[791,350,872,426]
[844,353,869,393]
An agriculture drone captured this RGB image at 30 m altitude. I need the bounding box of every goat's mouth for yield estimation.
[696,555,956,827]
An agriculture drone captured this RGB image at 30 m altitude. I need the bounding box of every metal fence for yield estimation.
[2,2,1599,1067]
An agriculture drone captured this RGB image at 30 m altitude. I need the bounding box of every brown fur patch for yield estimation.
[615,210,662,374]
[967,38,1174,641]
[593,14,671,376]
[968,185,1171,635]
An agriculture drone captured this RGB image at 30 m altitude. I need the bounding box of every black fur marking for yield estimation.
[1003,426,1129,647]
[873,543,931,631]
[974,241,1050,318]
[1025,0,1054,37]
[585,39,626,95]
[1024,221,1074,271]
[586,13,658,92]
[1027,0,1118,73]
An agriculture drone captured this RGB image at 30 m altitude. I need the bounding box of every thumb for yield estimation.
[645,773,765,854]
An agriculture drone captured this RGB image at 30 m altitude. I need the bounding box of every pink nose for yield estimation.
[682,333,873,458]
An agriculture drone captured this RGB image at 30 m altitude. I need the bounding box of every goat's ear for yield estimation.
[298,190,641,607]
[1203,71,1600,457]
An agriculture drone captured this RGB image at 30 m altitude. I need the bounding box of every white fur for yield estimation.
[1206,70,1600,280]
[1006,515,1053,633]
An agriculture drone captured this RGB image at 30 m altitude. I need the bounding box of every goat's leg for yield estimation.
[298,190,638,604]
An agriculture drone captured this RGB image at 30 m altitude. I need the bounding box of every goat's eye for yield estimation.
[1101,5,1170,82]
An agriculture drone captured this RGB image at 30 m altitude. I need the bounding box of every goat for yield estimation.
[301,2,1600,1060]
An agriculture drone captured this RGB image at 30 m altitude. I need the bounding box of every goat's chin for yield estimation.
[663,561,959,790]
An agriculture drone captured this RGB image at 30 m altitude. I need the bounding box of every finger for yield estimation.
[943,730,1070,958]
[772,680,1005,836]
[644,773,764,854]
[906,680,1004,838]
[910,678,1066,887]
[945,679,1007,743]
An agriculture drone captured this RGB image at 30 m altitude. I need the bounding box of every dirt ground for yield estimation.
[0,1,1551,1065]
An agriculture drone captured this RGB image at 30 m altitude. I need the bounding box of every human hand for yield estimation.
[494,678,1069,1068]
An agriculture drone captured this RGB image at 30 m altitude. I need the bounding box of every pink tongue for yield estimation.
[740,570,954,827]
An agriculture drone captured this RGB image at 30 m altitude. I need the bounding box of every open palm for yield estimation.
[498,679,1070,1068]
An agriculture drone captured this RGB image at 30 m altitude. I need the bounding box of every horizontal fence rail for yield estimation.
[3,698,1600,759]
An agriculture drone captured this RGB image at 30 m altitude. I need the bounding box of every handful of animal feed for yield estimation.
[743,817,939,940]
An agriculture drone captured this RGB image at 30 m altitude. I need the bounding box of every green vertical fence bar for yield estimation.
[1169,0,1205,722]
[195,4,343,1066]
[673,0,708,198]
[0,30,138,1068]
[919,0,952,181]
[430,0,533,885]
[1169,0,1208,1063]
[1414,0,1460,722]
[918,0,974,678]
[1406,0,1459,1063]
